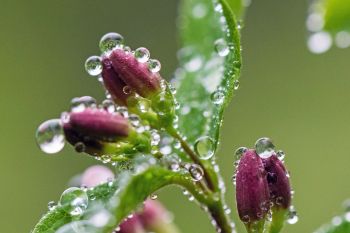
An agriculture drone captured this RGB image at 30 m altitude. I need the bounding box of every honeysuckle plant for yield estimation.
[32,0,350,233]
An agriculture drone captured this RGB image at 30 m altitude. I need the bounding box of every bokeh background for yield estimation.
[1,0,349,232]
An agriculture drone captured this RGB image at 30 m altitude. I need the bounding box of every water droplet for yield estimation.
[129,114,140,127]
[134,47,150,63]
[102,99,115,113]
[150,193,158,200]
[231,175,236,185]
[287,206,298,224]
[335,31,350,48]
[255,137,275,159]
[241,215,250,223]
[307,31,332,54]
[71,96,97,112]
[151,130,161,146]
[276,150,285,161]
[215,38,230,57]
[194,136,215,160]
[234,147,247,161]
[59,187,88,216]
[74,142,86,153]
[189,164,204,181]
[234,80,240,90]
[122,85,132,94]
[211,90,225,104]
[99,32,124,54]
[148,59,161,73]
[85,56,102,76]
[36,119,65,154]
[48,201,57,211]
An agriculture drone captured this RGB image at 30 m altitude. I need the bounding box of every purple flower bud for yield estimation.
[262,154,291,209]
[102,58,131,106]
[117,215,145,233]
[64,108,129,142]
[81,165,114,188]
[138,200,169,228]
[236,149,270,224]
[107,49,161,97]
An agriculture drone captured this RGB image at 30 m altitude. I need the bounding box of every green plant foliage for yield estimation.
[173,0,242,150]
[323,0,350,32]
[315,213,350,233]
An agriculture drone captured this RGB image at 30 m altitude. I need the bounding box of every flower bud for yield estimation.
[102,57,132,106]
[117,215,146,233]
[236,149,270,232]
[263,154,292,232]
[138,200,170,229]
[81,165,114,188]
[108,49,161,98]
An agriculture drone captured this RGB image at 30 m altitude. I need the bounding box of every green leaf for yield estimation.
[323,0,350,33]
[32,164,204,233]
[173,0,242,150]
[315,213,350,233]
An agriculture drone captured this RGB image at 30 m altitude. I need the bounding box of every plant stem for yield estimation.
[208,198,234,233]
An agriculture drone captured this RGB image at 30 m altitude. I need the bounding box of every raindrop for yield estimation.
[59,187,88,216]
[215,38,230,57]
[134,47,150,63]
[287,206,298,224]
[148,59,161,73]
[194,136,215,160]
[189,164,204,181]
[211,90,225,104]
[307,31,332,54]
[36,119,65,154]
[71,96,97,113]
[255,137,275,159]
[99,32,124,54]
[85,56,102,76]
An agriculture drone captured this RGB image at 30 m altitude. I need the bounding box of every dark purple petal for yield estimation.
[101,57,131,106]
[263,154,291,209]
[236,149,270,222]
[109,49,161,97]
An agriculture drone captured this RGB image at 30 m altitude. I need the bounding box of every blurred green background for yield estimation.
[1,0,349,232]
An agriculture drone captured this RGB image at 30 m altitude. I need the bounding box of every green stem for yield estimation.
[208,198,234,233]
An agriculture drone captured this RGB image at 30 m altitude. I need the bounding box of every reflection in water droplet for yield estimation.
[234,147,247,161]
[307,32,332,54]
[48,201,57,211]
[150,193,158,200]
[194,136,215,160]
[287,206,298,224]
[85,56,102,76]
[36,119,65,154]
[276,150,285,161]
[59,187,88,216]
[134,47,150,63]
[255,137,275,159]
[189,164,204,181]
[215,38,230,57]
[211,90,225,105]
[99,32,124,54]
[148,59,161,73]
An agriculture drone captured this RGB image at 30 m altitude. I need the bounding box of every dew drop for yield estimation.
[189,164,204,181]
[36,119,65,154]
[287,206,298,224]
[85,56,102,76]
[150,193,158,200]
[234,80,240,90]
[211,90,225,104]
[134,47,150,63]
[255,137,275,159]
[241,215,250,224]
[194,136,215,160]
[215,38,230,57]
[148,59,161,73]
[234,147,247,161]
[48,201,57,211]
[74,142,86,153]
[276,150,285,161]
[59,187,88,216]
[102,99,115,113]
[71,96,97,112]
[99,32,124,54]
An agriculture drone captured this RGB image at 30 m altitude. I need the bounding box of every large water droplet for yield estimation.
[215,38,230,57]
[71,96,97,112]
[99,32,124,54]
[307,32,332,54]
[148,59,161,73]
[189,164,204,181]
[234,147,247,161]
[59,187,88,216]
[134,47,150,63]
[211,90,225,104]
[287,206,298,224]
[255,137,275,159]
[194,136,215,160]
[36,119,65,154]
[85,56,102,76]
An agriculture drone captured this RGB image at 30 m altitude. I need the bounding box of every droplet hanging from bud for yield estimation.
[36,119,65,154]
[85,56,102,76]
[255,137,275,159]
[99,32,124,54]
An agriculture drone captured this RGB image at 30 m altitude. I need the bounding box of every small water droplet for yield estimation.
[189,164,204,181]
[276,150,285,161]
[148,59,161,73]
[85,56,102,76]
[36,119,65,154]
[122,85,132,95]
[59,187,88,216]
[48,201,57,211]
[99,32,124,54]
[287,206,298,224]
[241,215,250,223]
[234,80,240,90]
[194,136,215,160]
[71,96,97,112]
[215,38,230,56]
[134,47,150,63]
[255,137,275,159]
[102,99,115,113]
[74,142,86,153]
[234,147,247,161]
[150,193,158,200]
[307,31,332,54]
[211,90,225,104]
